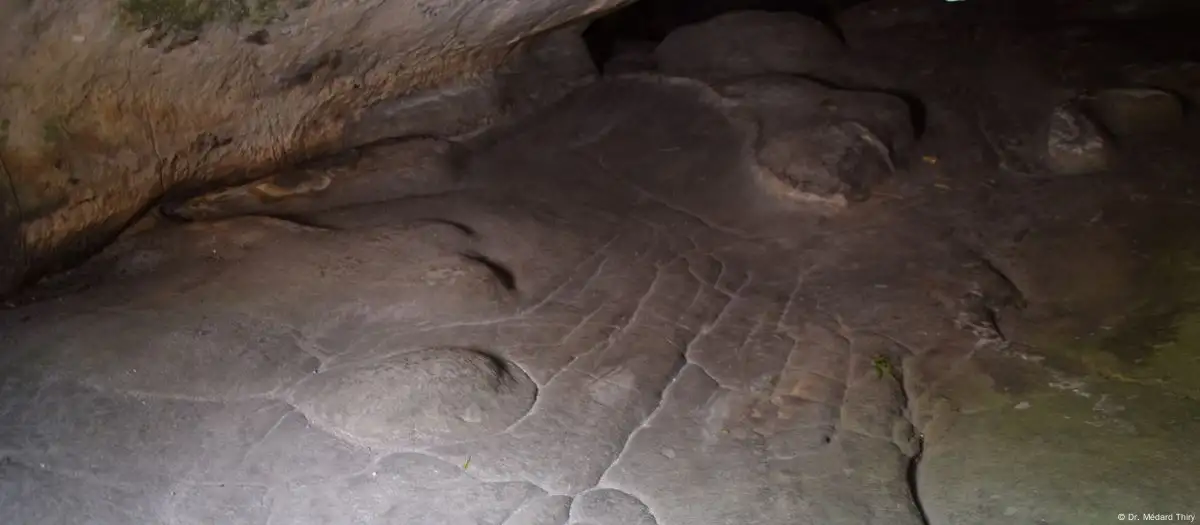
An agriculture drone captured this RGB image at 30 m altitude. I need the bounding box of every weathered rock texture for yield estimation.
[0,0,624,295]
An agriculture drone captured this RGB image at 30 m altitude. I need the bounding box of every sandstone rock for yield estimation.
[1086,88,1185,137]
[917,353,1200,525]
[269,453,545,524]
[756,122,896,202]
[570,489,657,525]
[1042,102,1114,175]
[0,0,629,296]
[5,62,1199,523]
[345,24,597,147]
[163,137,466,221]
[505,495,572,525]
[497,24,600,119]
[38,311,321,400]
[716,75,914,204]
[655,11,844,81]
[294,348,537,449]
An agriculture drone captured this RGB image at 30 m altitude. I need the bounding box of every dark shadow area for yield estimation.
[583,0,863,70]
[788,72,930,139]
[584,0,1200,72]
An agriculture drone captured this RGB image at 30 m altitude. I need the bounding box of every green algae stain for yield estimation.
[1093,308,1200,398]
[41,115,68,146]
[1031,224,1200,400]
[872,354,894,380]
[1099,301,1194,364]
[118,0,285,33]
[1099,235,1200,397]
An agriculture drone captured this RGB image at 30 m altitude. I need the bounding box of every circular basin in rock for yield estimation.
[294,348,536,449]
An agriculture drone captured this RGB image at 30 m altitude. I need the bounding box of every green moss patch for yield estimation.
[1025,207,1200,400]
[118,0,286,33]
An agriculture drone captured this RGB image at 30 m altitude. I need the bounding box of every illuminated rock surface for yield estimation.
[2,4,1200,524]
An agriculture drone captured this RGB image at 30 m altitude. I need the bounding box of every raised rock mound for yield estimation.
[1042,101,1114,176]
[294,347,537,449]
[716,75,914,204]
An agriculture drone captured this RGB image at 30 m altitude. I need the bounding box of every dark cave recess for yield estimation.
[583,0,853,67]
[581,0,1200,69]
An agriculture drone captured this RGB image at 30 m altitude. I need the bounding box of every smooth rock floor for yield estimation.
[2,77,1198,525]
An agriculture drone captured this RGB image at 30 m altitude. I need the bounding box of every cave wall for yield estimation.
[0,0,631,296]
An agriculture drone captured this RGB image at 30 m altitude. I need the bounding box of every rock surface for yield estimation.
[294,347,537,449]
[716,75,914,203]
[4,73,1197,524]
[4,7,1200,525]
[0,77,938,525]
[164,137,466,221]
[0,0,621,295]
[655,11,844,81]
[1124,62,1200,108]
[1086,88,1185,137]
[1042,102,1114,175]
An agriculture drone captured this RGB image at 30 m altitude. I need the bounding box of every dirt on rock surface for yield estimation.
[2,1,1200,524]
